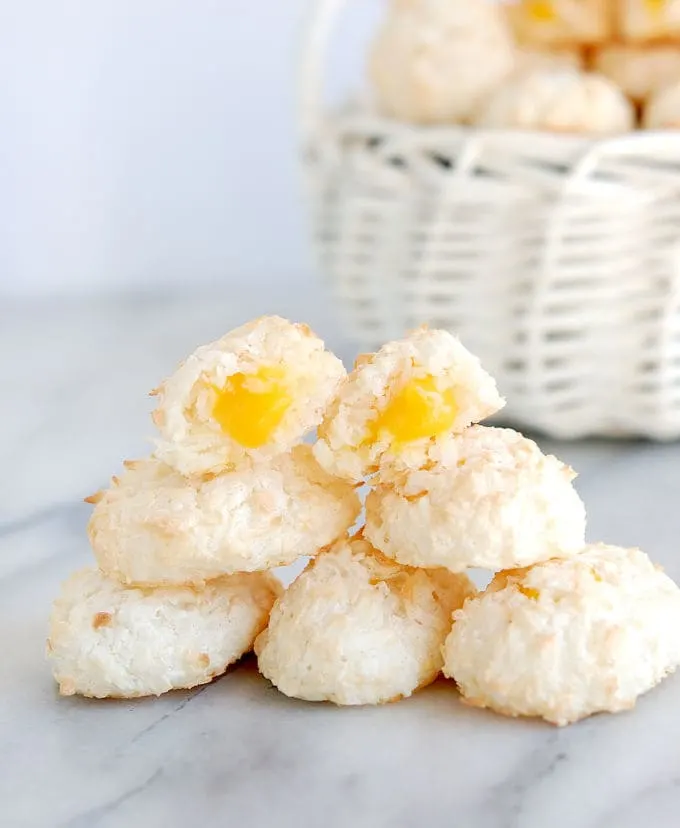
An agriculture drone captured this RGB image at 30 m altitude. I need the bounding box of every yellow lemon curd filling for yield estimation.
[527,1,556,22]
[211,366,291,448]
[517,585,540,601]
[369,375,458,445]
[645,0,666,12]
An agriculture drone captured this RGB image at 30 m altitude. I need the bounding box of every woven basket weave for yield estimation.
[301,0,680,439]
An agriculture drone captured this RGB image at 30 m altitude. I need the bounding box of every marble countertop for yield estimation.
[3,285,680,828]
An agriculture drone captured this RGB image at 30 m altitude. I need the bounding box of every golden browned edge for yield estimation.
[296,321,315,339]
[405,323,429,338]
[353,352,375,370]
[107,570,284,596]
[487,567,532,593]
[85,460,145,505]
[92,612,112,629]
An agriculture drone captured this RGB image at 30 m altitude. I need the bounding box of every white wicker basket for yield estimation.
[301,0,680,440]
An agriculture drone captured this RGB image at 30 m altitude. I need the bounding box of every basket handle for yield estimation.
[299,0,356,144]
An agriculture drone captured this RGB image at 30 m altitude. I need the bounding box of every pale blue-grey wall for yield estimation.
[1,0,381,295]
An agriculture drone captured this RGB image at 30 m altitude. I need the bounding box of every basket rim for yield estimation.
[314,108,680,150]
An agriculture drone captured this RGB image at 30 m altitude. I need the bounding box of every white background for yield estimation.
[1,0,380,297]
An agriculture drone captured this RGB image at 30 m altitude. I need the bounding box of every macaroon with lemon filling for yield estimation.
[313,328,504,484]
[47,568,281,699]
[443,545,680,726]
[369,0,515,125]
[152,316,346,477]
[255,535,476,705]
[504,0,612,46]
[365,426,586,572]
[644,78,680,128]
[592,44,680,105]
[475,68,634,134]
[516,45,584,75]
[87,446,361,587]
[618,0,680,44]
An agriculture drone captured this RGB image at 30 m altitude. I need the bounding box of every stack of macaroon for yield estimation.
[48,317,680,726]
[369,0,680,133]
[47,317,361,699]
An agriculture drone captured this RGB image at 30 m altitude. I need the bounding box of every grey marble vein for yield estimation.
[63,769,165,828]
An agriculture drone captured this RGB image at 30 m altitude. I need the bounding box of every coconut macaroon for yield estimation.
[592,44,680,105]
[475,68,634,134]
[505,0,611,47]
[255,536,476,705]
[365,426,585,573]
[369,0,515,125]
[313,328,504,484]
[443,544,680,726]
[87,446,361,587]
[47,568,281,699]
[644,80,680,129]
[152,316,346,477]
[516,46,584,76]
[618,0,680,44]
